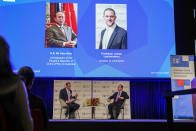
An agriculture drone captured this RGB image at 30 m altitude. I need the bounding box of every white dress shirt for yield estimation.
[102,23,116,49]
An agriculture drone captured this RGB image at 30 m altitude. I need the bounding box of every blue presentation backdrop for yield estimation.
[0,0,175,77]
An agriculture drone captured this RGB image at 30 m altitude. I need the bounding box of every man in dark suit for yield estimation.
[107,84,129,119]
[59,82,80,119]
[46,11,77,48]
[99,8,127,49]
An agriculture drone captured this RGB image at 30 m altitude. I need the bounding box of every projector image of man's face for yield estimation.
[103,9,117,27]
[55,12,65,26]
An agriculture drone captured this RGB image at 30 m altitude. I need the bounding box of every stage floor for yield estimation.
[50,119,167,122]
[47,119,196,131]
[49,119,196,122]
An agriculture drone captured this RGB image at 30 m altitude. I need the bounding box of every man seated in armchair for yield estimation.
[107,84,129,119]
[59,82,80,119]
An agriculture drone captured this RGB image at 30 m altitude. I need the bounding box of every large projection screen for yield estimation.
[0,0,176,78]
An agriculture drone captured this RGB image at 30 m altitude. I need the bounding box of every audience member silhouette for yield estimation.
[18,66,48,131]
[0,36,33,131]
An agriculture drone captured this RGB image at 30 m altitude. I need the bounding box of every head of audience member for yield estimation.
[103,8,117,27]
[55,11,65,26]
[65,82,71,90]
[0,36,13,77]
[18,66,34,90]
[117,84,123,92]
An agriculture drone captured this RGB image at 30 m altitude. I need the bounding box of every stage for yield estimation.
[47,119,196,131]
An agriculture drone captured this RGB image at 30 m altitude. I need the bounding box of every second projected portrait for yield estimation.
[96,4,127,49]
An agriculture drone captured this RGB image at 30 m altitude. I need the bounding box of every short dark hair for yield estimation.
[55,11,65,18]
[0,36,13,76]
[65,82,71,86]
[103,8,116,16]
[119,84,123,88]
[18,66,34,87]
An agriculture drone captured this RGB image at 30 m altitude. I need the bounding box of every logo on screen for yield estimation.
[3,0,15,2]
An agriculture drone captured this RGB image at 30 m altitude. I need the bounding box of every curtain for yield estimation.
[50,3,55,23]
[130,79,171,119]
[31,78,54,119]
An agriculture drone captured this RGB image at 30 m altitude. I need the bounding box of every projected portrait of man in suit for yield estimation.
[46,11,77,48]
[97,7,127,49]
[45,3,78,48]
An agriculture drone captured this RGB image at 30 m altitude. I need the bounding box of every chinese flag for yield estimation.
[63,3,71,26]
[177,79,184,86]
[63,3,77,34]
[69,3,77,34]
[50,3,55,23]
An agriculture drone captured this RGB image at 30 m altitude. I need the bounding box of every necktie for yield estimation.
[60,26,66,35]
[68,90,71,101]
[115,91,120,102]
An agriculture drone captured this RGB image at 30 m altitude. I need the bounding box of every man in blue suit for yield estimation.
[107,84,129,119]
[59,82,80,119]
[99,8,127,49]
